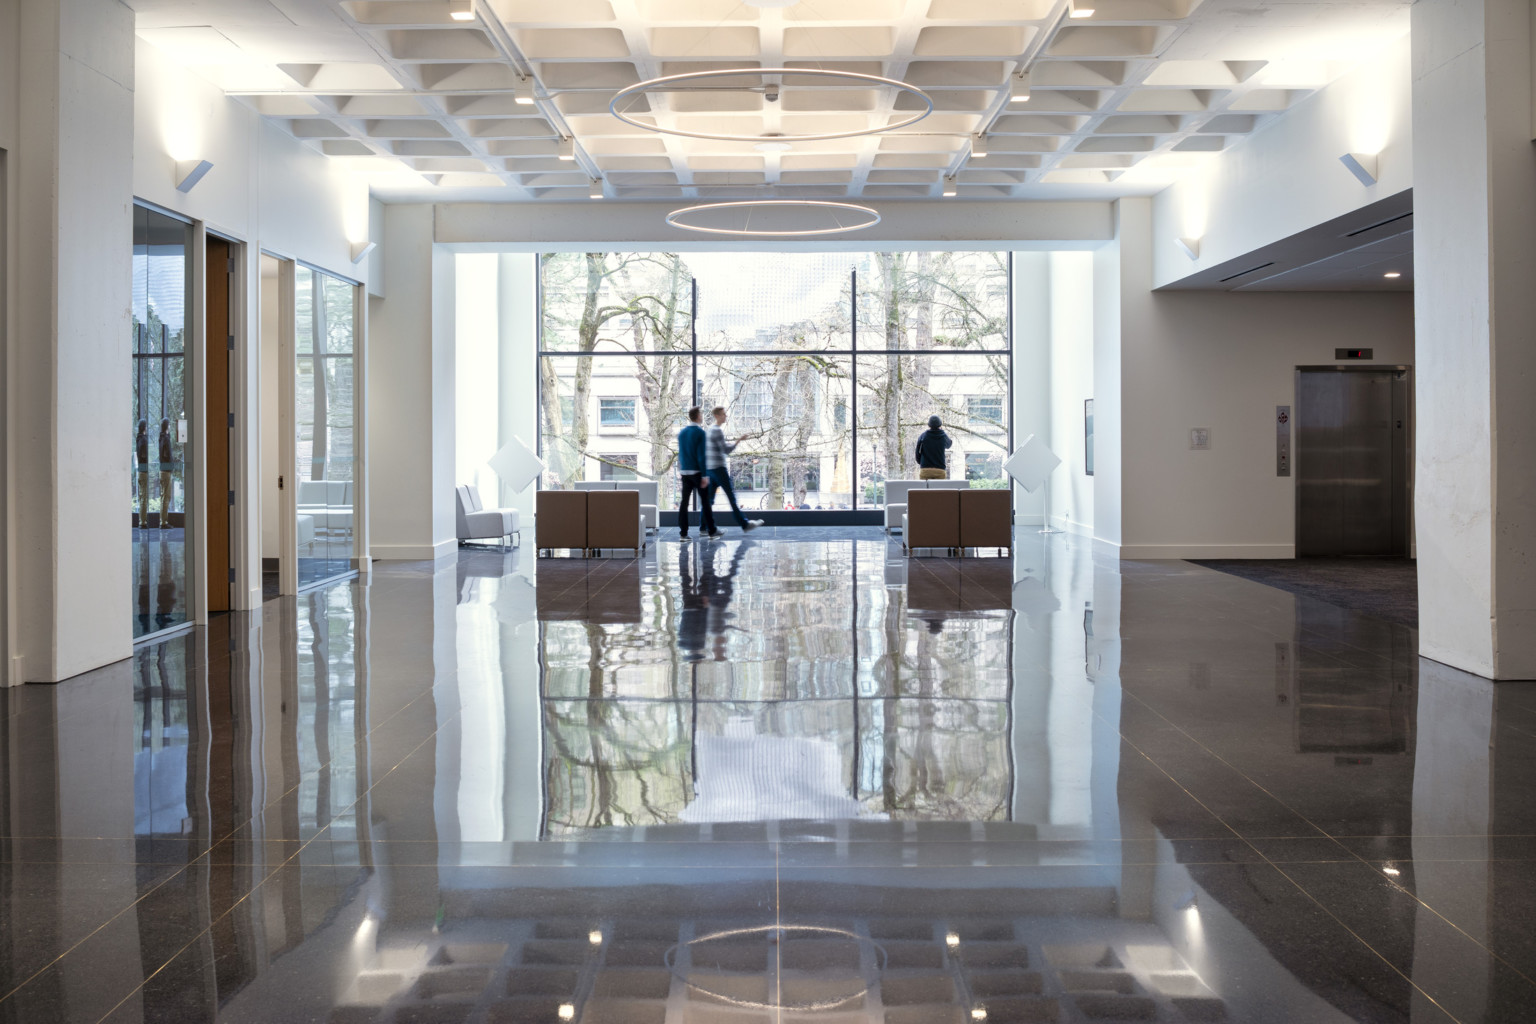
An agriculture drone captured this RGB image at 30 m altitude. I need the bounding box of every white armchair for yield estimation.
[456,484,520,547]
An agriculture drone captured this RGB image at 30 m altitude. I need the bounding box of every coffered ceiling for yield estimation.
[131,0,1410,203]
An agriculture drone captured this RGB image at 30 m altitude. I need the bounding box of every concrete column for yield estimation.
[1413,0,1536,678]
[11,0,136,682]
[495,253,538,519]
[368,204,456,562]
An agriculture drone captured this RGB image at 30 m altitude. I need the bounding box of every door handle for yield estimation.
[279,474,284,490]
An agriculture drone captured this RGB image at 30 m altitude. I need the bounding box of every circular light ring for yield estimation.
[666,199,881,237]
[610,67,934,143]
[666,925,886,1011]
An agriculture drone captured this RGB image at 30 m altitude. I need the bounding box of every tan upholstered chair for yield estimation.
[959,489,1012,554]
[586,489,646,554]
[536,490,588,554]
[902,488,960,555]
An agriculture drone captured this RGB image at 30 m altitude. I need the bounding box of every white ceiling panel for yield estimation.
[130,0,1409,203]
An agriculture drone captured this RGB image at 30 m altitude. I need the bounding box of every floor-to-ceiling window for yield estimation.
[536,251,1011,517]
[295,265,357,588]
[132,204,194,638]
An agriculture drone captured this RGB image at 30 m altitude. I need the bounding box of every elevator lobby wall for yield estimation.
[1109,198,1416,561]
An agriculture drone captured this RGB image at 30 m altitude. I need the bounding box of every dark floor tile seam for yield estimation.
[1117,688,1536,991]
[82,726,459,1024]
[1105,718,1480,1023]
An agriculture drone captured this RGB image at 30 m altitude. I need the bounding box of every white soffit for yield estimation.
[128,0,1410,204]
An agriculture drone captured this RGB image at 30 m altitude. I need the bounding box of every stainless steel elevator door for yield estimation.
[1295,368,1409,557]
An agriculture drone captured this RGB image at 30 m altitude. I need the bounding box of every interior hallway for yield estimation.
[1,532,1531,1023]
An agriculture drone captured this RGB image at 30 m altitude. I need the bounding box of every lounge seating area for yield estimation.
[536,489,647,556]
[455,484,521,548]
[574,480,659,532]
[901,488,1013,557]
[882,478,970,533]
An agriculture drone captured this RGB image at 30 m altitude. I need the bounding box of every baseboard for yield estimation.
[1120,543,1296,560]
[371,539,458,561]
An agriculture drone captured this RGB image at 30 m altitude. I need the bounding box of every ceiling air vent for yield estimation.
[1219,261,1276,283]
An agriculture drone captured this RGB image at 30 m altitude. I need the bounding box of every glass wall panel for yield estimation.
[695,354,854,510]
[693,251,853,351]
[539,252,693,353]
[295,266,357,588]
[533,251,1011,518]
[855,353,1010,506]
[538,354,692,508]
[132,205,193,638]
[856,250,1010,351]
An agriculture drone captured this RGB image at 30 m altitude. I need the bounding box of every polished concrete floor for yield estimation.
[2,529,1533,1023]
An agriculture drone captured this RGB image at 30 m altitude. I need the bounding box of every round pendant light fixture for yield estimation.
[666,199,881,237]
[611,67,933,144]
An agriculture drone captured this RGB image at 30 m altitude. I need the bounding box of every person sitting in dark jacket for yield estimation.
[915,415,953,480]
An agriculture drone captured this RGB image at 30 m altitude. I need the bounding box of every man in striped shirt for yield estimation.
[704,406,763,535]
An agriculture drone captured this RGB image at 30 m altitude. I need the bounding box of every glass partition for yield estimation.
[535,251,1011,518]
[295,266,357,588]
[132,205,194,638]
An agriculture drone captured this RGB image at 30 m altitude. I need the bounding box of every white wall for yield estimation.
[131,39,370,610]
[1114,198,1417,560]
[1048,252,1095,535]
[1151,36,1413,289]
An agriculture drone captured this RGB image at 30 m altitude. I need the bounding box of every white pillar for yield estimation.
[11,0,136,682]
[368,204,457,562]
[1412,0,1536,678]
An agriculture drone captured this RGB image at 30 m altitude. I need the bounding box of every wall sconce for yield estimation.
[349,240,377,264]
[1175,236,1200,260]
[174,159,214,193]
[1339,152,1378,185]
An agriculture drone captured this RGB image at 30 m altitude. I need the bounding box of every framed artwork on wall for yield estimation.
[1085,398,1095,476]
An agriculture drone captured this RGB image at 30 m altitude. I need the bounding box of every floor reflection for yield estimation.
[2,530,1535,1023]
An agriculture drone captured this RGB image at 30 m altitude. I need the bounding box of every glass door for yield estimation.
[132,205,194,638]
[294,265,357,588]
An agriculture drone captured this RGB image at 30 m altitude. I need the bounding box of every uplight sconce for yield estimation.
[349,240,377,264]
[174,159,214,193]
[557,137,576,162]
[1339,152,1378,186]
[1009,71,1032,104]
[970,134,988,159]
[1175,236,1200,260]
[942,176,958,197]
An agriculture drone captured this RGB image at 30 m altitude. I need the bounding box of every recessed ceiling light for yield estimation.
[1384,271,1401,278]
[1009,71,1031,104]
[589,179,604,199]
[558,138,575,161]
[515,94,535,106]
[970,134,988,158]
[744,0,799,6]
[1069,0,1095,16]
[448,1,474,20]
[942,176,958,197]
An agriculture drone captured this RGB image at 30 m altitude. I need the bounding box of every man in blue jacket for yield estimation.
[676,406,714,538]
